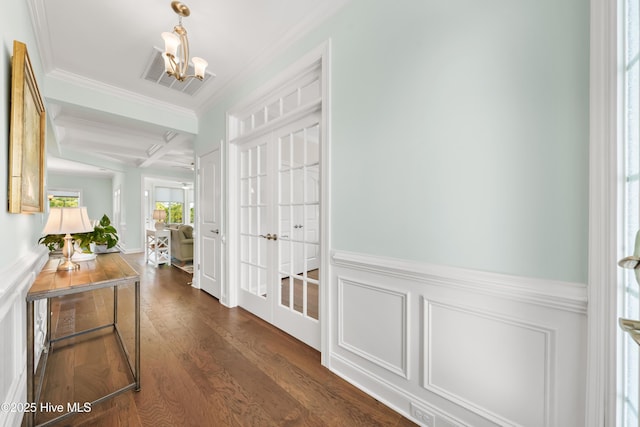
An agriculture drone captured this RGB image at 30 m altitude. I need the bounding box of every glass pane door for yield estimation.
[235,113,322,349]
[239,141,269,301]
[278,121,320,321]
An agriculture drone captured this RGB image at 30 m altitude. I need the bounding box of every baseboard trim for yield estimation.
[120,246,143,255]
[330,352,469,427]
[2,370,26,427]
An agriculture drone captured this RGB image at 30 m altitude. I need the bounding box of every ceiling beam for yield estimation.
[138,133,192,168]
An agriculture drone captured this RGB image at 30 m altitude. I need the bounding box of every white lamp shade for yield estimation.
[42,207,94,235]
[153,209,167,221]
[162,31,180,57]
[162,54,173,73]
[192,57,208,79]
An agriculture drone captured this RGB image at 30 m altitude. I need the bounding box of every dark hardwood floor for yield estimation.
[33,253,416,426]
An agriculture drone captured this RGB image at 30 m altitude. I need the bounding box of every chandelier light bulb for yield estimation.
[162,32,180,58]
[192,57,208,79]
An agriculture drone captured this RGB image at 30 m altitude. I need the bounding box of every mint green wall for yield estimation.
[45,166,191,254]
[47,174,113,221]
[0,1,50,271]
[196,0,589,283]
[112,166,193,252]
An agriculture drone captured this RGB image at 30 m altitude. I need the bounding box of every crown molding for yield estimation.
[27,0,55,74]
[196,0,349,115]
[46,68,198,122]
[28,0,198,126]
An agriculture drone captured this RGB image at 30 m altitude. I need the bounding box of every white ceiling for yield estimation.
[29,0,351,174]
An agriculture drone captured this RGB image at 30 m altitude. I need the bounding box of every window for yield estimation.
[47,189,80,208]
[232,62,321,140]
[155,187,184,224]
[620,0,640,424]
[155,201,183,223]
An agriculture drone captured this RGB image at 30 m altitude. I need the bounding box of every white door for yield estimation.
[236,113,321,349]
[198,149,221,299]
[237,136,271,320]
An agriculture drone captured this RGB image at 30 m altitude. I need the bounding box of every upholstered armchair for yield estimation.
[170,225,194,265]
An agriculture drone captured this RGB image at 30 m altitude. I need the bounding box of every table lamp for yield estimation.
[42,207,94,271]
[153,209,167,230]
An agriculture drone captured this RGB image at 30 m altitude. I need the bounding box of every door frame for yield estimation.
[587,0,618,425]
[225,41,331,362]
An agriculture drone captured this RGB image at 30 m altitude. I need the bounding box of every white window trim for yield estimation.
[46,187,83,210]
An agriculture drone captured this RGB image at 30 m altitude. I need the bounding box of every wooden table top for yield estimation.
[27,253,139,301]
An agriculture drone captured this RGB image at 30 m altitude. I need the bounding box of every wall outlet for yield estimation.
[410,402,434,427]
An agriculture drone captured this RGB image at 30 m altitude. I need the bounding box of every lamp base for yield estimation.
[57,233,81,271]
[155,221,165,230]
[57,258,81,271]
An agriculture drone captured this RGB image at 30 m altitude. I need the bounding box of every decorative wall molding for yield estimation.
[330,249,587,426]
[332,250,587,314]
[337,277,409,379]
[424,299,555,427]
[0,245,48,427]
[0,246,48,312]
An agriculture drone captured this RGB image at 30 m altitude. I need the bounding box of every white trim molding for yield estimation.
[424,299,556,427]
[0,245,49,427]
[330,249,587,426]
[332,250,588,314]
[586,0,619,425]
[337,277,409,379]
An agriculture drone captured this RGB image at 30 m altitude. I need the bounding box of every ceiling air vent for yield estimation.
[142,48,215,96]
[163,131,178,143]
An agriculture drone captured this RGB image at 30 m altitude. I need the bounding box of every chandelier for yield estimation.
[161,1,208,82]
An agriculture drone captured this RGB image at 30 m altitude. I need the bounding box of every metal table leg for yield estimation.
[135,280,141,391]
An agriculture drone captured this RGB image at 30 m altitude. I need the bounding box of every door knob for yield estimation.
[211,229,219,234]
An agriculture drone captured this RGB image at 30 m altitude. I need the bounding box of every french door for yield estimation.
[237,113,321,349]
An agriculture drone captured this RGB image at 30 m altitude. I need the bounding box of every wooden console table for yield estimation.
[26,253,140,427]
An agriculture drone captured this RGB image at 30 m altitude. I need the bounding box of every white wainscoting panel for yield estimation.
[330,250,587,427]
[425,300,553,426]
[0,246,49,427]
[338,278,408,378]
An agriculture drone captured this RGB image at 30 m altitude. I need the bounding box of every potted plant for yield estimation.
[38,234,65,252]
[74,214,119,253]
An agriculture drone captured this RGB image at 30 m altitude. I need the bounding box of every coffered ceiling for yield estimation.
[28,0,351,174]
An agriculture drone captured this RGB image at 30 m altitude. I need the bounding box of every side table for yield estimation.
[145,228,171,267]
